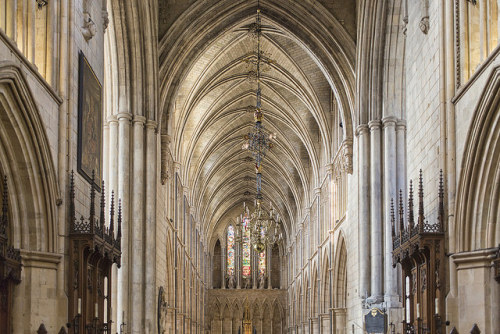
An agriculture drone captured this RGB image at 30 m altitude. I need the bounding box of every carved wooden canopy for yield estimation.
[392,171,446,334]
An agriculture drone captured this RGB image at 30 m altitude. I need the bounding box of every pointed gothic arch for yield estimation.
[321,254,331,313]
[456,66,500,251]
[334,233,347,308]
[0,62,60,252]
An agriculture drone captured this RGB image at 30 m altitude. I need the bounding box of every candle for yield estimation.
[406,299,410,322]
[416,303,420,318]
[95,303,98,318]
[77,298,81,315]
[435,298,439,314]
[104,280,108,296]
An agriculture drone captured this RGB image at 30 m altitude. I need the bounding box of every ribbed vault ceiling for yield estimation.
[159,1,356,245]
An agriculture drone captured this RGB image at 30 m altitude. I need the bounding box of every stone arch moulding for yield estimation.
[455,65,500,252]
[158,0,355,164]
[0,62,60,252]
[333,232,347,308]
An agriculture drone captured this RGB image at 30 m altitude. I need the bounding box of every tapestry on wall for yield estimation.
[77,51,102,190]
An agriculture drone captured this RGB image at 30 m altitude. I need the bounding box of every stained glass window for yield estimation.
[258,226,266,275]
[227,225,235,276]
[242,215,251,277]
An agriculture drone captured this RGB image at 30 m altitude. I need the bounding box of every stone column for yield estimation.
[131,115,145,333]
[221,243,226,289]
[396,120,407,227]
[237,241,241,289]
[223,317,232,333]
[117,112,131,327]
[369,120,383,302]
[267,243,272,289]
[311,318,319,334]
[383,117,397,302]
[145,120,157,331]
[357,124,371,298]
[252,248,257,289]
[107,115,119,204]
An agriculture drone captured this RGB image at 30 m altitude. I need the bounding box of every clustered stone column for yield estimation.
[357,117,406,306]
[117,112,131,328]
[369,120,383,302]
[237,241,241,289]
[221,243,226,289]
[267,243,272,289]
[357,124,371,299]
[131,115,145,332]
[145,120,157,330]
[383,117,398,302]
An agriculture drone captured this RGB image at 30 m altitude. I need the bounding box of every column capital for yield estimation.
[396,119,407,131]
[133,115,146,125]
[368,119,382,130]
[146,119,158,130]
[355,124,369,136]
[382,116,398,128]
[117,112,133,121]
[107,114,118,123]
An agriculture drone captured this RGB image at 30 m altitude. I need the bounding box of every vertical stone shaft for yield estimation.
[357,124,371,298]
[117,112,131,328]
[267,243,272,289]
[131,116,145,333]
[383,117,397,300]
[145,120,157,332]
[221,244,226,289]
[369,120,383,300]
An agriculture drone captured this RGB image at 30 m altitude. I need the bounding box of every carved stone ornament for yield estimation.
[419,16,429,34]
[161,136,173,185]
[102,10,109,31]
[82,12,97,41]
[247,70,258,83]
[36,0,48,9]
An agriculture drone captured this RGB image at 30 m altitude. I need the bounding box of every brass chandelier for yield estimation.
[237,1,281,251]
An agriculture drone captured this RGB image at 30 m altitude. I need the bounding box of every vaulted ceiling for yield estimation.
[158,0,356,245]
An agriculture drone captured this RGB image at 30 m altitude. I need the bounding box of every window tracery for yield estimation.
[457,0,499,85]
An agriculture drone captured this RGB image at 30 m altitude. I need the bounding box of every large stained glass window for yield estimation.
[258,227,266,275]
[227,225,235,276]
[242,215,251,277]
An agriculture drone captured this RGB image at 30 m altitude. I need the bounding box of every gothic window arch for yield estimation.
[221,219,282,289]
[227,225,235,276]
[457,0,499,86]
[242,215,251,278]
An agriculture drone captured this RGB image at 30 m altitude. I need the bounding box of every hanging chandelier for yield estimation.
[242,3,276,168]
[236,1,281,252]
[234,200,282,253]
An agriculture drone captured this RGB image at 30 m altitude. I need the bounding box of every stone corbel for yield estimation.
[419,0,430,34]
[340,139,353,174]
[161,134,172,185]
[82,12,97,41]
[102,0,109,32]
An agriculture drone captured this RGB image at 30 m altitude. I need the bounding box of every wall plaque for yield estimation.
[364,308,386,334]
[77,51,102,190]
